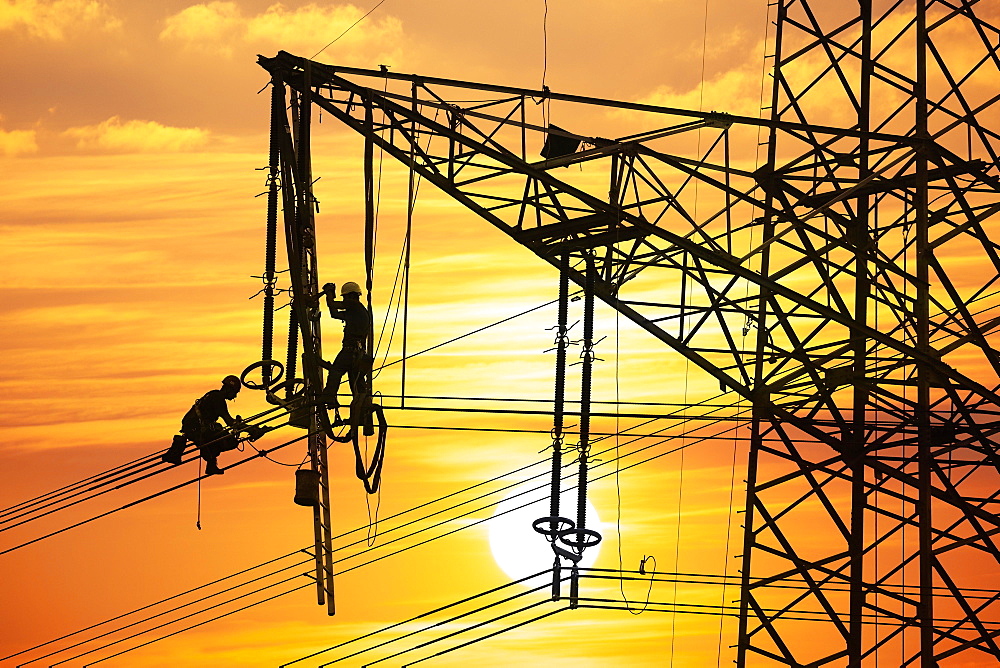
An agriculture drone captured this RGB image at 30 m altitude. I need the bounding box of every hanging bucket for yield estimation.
[293,469,321,507]
[288,398,310,429]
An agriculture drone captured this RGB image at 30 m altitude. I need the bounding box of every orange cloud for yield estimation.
[62,116,210,152]
[0,126,38,155]
[633,32,768,119]
[160,2,404,59]
[0,0,121,40]
[158,0,242,55]
[639,66,766,118]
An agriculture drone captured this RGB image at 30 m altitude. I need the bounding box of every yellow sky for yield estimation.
[6,1,987,666]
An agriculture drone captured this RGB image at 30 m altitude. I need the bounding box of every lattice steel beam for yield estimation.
[258,1,1000,660]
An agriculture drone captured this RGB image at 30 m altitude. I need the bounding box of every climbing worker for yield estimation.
[162,375,244,475]
[320,281,372,425]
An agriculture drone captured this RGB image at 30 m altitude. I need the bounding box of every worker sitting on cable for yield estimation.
[162,375,244,475]
[320,281,371,425]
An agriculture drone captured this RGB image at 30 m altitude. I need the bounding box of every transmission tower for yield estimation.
[257,0,1000,664]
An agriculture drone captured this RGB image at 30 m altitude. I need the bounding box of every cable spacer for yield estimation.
[532,515,575,541]
[558,527,603,553]
[241,360,285,390]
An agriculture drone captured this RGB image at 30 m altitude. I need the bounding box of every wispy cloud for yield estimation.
[0,0,121,40]
[160,2,403,59]
[63,116,210,153]
[0,127,38,156]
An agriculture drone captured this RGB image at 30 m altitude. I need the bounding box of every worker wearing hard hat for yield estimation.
[320,281,371,424]
[162,375,243,475]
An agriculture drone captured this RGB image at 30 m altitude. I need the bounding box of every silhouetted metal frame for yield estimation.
[258,1,1000,658]
[269,70,337,615]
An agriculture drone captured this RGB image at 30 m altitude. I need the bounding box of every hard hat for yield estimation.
[222,375,242,389]
[340,281,362,296]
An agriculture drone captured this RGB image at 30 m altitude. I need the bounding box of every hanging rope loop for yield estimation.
[351,403,388,494]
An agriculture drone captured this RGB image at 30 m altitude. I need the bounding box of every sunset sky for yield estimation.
[2,1,972,666]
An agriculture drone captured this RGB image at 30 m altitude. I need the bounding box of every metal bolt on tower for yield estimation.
[258,0,1000,662]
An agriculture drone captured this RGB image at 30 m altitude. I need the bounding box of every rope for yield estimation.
[246,440,309,468]
[371,233,407,378]
[541,0,549,91]
[196,459,203,531]
[364,396,384,544]
[538,0,552,134]
[365,451,383,547]
[372,104,437,380]
[613,253,656,614]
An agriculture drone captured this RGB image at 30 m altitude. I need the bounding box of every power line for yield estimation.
[1,548,312,663]
[0,452,154,519]
[12,403,736,664]
[311,0,390,59]
[16,556,315,667]
[328,580,560,667]
[0,426,309,556]
[372,292,577,373]
[2,390,736,556]
[0,291,576,535]
[363,599,559,667]
[0,406,290,529]
[22,407,831,667]
[83,580,315,668]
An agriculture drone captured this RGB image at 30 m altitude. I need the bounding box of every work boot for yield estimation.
[162,435,186,465]
[205,461,224,476]
[319,381,340,409]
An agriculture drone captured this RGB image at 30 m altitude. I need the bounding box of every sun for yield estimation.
[488,485,603,582]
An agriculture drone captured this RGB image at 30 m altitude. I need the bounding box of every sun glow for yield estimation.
[488,486,603,582]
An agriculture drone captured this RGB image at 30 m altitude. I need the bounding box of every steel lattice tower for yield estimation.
[259,0,1000,664]
[738,1,1000,664]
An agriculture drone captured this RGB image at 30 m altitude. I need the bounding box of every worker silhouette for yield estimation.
[162,375,243,475]
[320,281,372,425]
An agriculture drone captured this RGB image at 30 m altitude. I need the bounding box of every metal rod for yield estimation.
[915,1,934,662]
[549,253,569,599]
[848,2,874,661]
[737,0,785,662]
[261,52,917,144]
